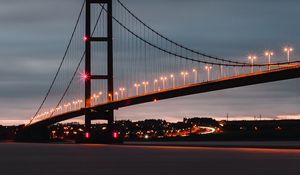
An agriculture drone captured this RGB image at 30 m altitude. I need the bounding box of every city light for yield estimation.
[112,131,118,139]
[84,132,90,139]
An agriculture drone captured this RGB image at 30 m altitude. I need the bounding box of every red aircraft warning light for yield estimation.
[81,72,89,81]
[83,35,89,41]
[83,74,88,80]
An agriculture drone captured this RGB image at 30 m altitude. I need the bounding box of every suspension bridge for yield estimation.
[23,0,300,141]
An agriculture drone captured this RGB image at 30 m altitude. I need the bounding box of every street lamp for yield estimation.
[108,93,112,102]
[160,76,167,89]
[205,65,212,81]
[119,88,125,98]
[73,100,78,109]
[64,104,69,112]
[192,69,198,83]
[114,92,119,100]
[180,71,188,85]
[154,79,158,91]
[248,55,256,73]
[64,103,71,111]
[93,94,99,104]
[98,91,103,103]
[284,47,293,62]
[265,51,274,70]
[89,97,94,106]
[220,65,224,79]
[78,99,83,108]
[134,83,140,96]
[56,106,62,114]
[170,74,175,88]
[142,81,149,93]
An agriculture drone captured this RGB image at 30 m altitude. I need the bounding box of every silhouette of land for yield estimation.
[1,118,300,142]
[0,142,299,175]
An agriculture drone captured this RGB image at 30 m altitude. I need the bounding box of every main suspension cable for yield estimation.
[29,1,86,125]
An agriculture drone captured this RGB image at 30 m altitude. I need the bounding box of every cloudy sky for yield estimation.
[1,0,300,125]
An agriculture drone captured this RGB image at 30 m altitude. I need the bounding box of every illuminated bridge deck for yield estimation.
[29,64,300,127]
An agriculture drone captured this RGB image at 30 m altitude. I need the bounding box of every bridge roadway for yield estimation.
[29,64,300,127]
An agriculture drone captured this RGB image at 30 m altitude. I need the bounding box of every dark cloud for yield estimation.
[1,0,300,123]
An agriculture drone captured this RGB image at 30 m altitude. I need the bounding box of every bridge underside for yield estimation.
[29,65,300,128]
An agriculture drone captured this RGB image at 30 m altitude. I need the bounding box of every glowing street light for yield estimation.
[265,51,274,70]
[284,47,293,62]
[192,69,198,83]
[205,65,212,81]
[98,91,103,103]
[64,104,68,112]
[73,100,78,109]
[220,65,224,78]
[108,93,112,102]
[142,81,149,93]
[181,71,188,85]
[160,76,167,89]
[56,106,62,114]
[248,55,257,73]
[154,79,158,91]
[119,88,125,98]
[78,99,83,108]
[170,74,175,88]
[64,103,71,112]
[114,92,119,100]
[134,83,141,96]
[92,94,99,105]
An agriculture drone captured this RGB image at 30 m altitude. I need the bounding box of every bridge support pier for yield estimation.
[84,0,115,141]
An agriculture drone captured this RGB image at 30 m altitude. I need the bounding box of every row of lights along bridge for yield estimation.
[34,47,295,121]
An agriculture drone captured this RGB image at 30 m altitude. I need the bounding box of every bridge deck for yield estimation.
[29,64,300,127]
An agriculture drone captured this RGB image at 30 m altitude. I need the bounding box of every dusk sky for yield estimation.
[1,0,300,125]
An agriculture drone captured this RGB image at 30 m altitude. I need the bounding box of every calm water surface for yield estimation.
[0,142,299,175]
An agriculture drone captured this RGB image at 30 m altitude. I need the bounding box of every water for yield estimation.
[0,142,299,175]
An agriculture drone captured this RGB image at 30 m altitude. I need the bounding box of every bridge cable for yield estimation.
[29,1,86,125]
[45,6,105,121]
[116,0,250,66]
[99,3,300,67]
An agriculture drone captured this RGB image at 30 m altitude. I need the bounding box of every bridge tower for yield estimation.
[85,0,114,135]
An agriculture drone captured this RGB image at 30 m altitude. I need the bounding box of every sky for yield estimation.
[1,0,300,125]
